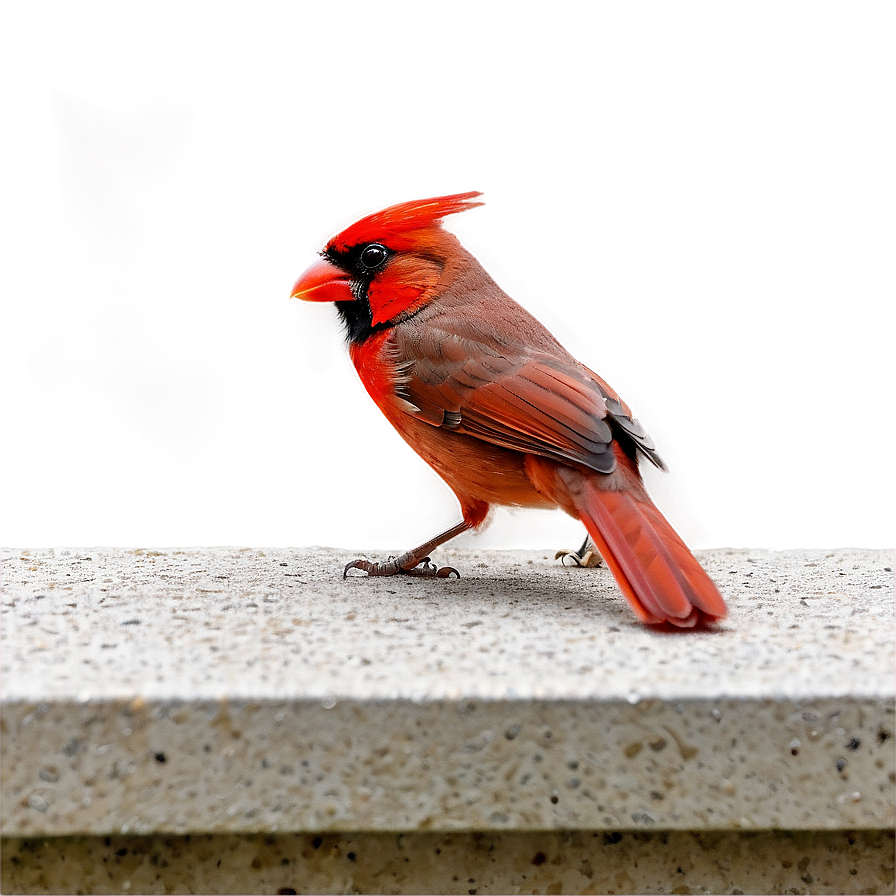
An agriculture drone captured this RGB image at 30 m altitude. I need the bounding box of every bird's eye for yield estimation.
[359,243,389,271]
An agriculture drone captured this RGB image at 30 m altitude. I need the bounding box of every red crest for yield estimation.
[328,191,483,252]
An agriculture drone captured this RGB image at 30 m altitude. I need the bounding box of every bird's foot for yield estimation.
[344,556,460,578]
[555,548,603,567]
[555,536,603,568]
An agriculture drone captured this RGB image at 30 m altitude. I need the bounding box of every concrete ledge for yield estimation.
[2,547,893,840]
[3,830,894,895]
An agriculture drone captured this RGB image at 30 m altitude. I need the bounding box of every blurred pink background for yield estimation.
[2,2,892,550]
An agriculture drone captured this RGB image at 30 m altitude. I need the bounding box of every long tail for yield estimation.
[528,457,727,627]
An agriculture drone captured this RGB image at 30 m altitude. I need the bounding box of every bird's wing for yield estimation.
[395,323,662,475]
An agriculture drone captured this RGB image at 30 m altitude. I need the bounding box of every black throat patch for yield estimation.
[335,296,378,344]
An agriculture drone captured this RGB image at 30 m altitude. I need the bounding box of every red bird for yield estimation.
[292,192,726,628]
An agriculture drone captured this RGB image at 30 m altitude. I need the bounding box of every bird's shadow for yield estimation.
[339,566,728,634]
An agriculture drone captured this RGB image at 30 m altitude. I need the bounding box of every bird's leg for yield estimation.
[344,520,472,579]
[556,533,604,568]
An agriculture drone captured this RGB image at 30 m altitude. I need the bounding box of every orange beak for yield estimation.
[291,256,355,303]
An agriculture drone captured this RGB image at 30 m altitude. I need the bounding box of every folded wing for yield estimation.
[396,326,662,474]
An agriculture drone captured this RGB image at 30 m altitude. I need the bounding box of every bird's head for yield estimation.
[291,191,483,342]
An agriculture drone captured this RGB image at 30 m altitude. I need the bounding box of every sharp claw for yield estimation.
[344,559,373,577]
[555,549,579,566]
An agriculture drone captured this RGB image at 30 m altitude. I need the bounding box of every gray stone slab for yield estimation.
[1,547,893,836]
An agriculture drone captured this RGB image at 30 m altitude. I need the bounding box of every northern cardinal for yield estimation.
[292,192,726,628]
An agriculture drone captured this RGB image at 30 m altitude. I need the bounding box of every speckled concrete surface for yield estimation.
[3,829,894,895]
[1,548,893,839]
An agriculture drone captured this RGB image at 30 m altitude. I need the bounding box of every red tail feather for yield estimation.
[575,478,727,627]
[537,462,728,628]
